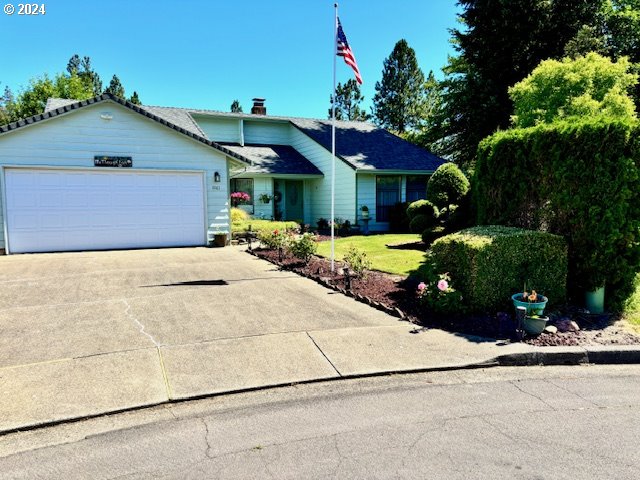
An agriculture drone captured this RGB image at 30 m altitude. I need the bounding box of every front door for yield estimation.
[284,180,304,222]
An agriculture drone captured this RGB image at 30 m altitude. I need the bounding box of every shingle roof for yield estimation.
[220,143,323,176]
[143,105,446,172]
[289,118,445,172]
[2,94,251,166]
[23,96,447,173]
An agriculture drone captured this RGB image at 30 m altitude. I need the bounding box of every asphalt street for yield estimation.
[1,364,639,479]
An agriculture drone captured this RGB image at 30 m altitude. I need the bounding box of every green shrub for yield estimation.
[406,200,438,220]
[416,272,464,315]
[431,226,568,313]
[409,213,437,234]
[388,202,410,232]
[444,192,473,232]
[421,226,446,245]
[258,229,290,250]
[426,163,470,209]
[343,245,372,278]
[288,233,318,264]
[231,207,249,223]
[232,219,298,235]
[474,119,640,308]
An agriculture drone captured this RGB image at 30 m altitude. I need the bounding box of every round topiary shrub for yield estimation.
[427,162,470,209]
[406,200,438,220]
[409,214,438,234]
[421,226,446,245]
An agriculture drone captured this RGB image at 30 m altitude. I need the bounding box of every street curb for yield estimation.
[496,345,640,366]
[3,346,640,437]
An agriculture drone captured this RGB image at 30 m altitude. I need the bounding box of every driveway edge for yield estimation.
[4,344,640,437]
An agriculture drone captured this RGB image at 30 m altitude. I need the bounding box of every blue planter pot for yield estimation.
[523,315,549,335]
[511,293,548,316]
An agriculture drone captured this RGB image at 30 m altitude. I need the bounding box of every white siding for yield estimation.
[195,117,241,143]
[356,173,388,232]
[252,177,274,219]
[0,101,230,251]
[243,121,291,145]
[290,128,356,226]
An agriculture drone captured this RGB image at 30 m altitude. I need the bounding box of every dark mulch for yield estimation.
[251,248,640,347]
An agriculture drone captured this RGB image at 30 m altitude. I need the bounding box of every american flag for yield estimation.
[336,18,362,84]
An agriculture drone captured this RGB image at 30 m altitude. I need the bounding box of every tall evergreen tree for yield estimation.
[66,55,102,96]
[440,0,603,167]
[230,99,243,113]
[328,79,370,121]
[402,71,447,154]
[0,85,15,125]
[104,74,125,98]
[129,91,141,105]
[372,39,426,133]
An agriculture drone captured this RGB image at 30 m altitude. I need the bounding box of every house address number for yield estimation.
[94,156,133,168]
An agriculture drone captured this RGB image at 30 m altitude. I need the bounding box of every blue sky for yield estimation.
[0,0,460,118]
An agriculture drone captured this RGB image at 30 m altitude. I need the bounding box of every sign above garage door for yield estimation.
[94,156,133,168]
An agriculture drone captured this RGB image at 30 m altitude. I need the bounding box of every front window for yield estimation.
[406,175,430,203]
[230,178,254,213]
[376,176,400,222]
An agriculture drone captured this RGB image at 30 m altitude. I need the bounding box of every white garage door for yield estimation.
[5,168,206,253]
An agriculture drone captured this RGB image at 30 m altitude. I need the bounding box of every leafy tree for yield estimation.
[0,85,15,125]
[129,91,141,105]
[510,53,638,127]
[104,74,125,98]
[402,71,448,154]
[439,0,603,167]
[66,54,102,96]
[329,79,370,121]
[230,99,243,113]
[372,39,426,133]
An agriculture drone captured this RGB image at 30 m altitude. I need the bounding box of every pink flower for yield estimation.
[417,282,427,291]
[437,279,449,291]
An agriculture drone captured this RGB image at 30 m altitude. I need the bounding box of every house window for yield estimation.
[230,178,254,213]
[406,175,430,203]
[376,176,400,222]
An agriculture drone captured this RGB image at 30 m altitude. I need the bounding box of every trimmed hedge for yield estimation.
[406,200,438,220]
[421,226,446,245]
[409,214,437,234]
[431,226,568,313]
[474,118,640,308]
[426,162,470,209]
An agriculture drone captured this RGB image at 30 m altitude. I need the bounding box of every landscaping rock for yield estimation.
[556,318,580,332]
[544,325,558,334]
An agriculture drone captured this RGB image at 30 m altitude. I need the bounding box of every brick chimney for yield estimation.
[251,98,267,115]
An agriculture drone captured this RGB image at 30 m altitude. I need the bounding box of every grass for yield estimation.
[624,273,640,327]
[316,234,430,277]
[231,219,299,235]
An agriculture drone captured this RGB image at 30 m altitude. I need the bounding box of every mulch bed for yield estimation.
[250,247,640,347]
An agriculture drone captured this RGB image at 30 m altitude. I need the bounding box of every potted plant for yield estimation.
[258,193,273,204]
[511,288,548,316]
[523,314,549,335]
[230,191,251,207]
[361,205,369,220]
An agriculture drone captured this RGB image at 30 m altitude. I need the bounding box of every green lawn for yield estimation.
[316,234,430,278]
[625,273,640,327]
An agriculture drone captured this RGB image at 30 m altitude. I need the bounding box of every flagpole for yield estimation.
[331,2,338,272]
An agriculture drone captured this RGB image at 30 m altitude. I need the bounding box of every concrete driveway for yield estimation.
[0,246,396,368]
[0,247,515,433]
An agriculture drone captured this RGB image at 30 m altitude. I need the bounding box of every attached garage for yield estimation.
[5,168,206,253]
[0,94,250,254]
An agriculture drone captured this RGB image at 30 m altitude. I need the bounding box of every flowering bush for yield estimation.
[416,272,463,315]
[230,191,251,206]
[258,229,290,250]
